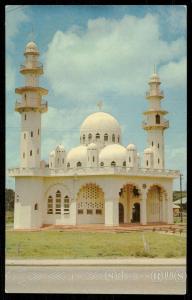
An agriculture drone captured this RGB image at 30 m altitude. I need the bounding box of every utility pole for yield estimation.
[180,174,183,223]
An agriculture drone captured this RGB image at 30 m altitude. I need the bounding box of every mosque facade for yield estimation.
[8,41,180,229]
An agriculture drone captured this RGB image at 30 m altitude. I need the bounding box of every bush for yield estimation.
[135,250,156,258]
[165,251,174,258]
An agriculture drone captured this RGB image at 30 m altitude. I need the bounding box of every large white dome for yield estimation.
[80,112,121,147]
[99,144,127,167]
[81,112,120,131]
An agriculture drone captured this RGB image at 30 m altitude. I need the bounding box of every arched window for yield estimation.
[64,196,70,214]
[56,190,61,214]
[88,133,92,141]
[47,196,53,214]
[37,149,39,154]
[67,162,70,168]
[104,133,108,141]
[24,133,26,139]
[129,157,131,163]
[146,160,148,166]
[158,143,160,148]
[57,158,59,164]
[23,152,25,159]
[30,150,32,156]
[34,203,38,210]
[100,162,104,167]
[112,134,115,142]
[111,161,116,167]
[83,135,85,143]
[38,129,40,135]
[62,158,64,164]
[31,131,33,137]
[156,114,160,124]
[96,133,100,140]
[77,161,82,167]
[93,156,95,162]
[123,161,126,167]
[152,141,153,146]
[158,158,160,164]
[24,114,26,120]
[51,162,52,167]
[24,94,26,101]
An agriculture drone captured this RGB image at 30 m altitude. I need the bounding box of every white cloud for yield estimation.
[6,56,16,92]
[44,13,186,103]
[6,6,29,50]
[159,57,186,88]
[6,6,29,93]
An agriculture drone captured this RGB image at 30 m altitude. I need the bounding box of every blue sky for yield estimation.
[6,5,187,190]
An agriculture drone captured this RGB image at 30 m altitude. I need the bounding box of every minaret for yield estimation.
[142,67,169,169]
[15,41,48,168]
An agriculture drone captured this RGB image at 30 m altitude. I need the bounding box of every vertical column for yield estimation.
[105,192,119,226]
[167,190,173,224]
[162,192,166,222]
[71,177,79,225]
[140,191,147,225]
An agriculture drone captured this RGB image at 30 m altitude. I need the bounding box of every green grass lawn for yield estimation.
[6,231,186,259]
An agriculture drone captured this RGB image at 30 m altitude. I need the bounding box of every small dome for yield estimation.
[50,150,55,156]
[149,72,161,83]
[99,144,127,166]
[55,144,65,152]
[127,144,136,150]
[66,145,87,166]
[87,143,97,150]
[25,41,39,54]
[144,148,153,154]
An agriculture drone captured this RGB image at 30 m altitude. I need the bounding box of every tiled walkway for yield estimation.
[12,223,186,233]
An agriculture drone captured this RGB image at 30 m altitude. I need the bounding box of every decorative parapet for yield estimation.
[146,90,164,98]
[8,166,180,178]
[20,62,43,74]
[15,100,48,113]
[142,120,169,129]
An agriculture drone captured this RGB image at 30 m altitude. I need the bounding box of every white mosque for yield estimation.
[9,41,180,229]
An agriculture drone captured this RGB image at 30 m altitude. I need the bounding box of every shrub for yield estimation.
[165,251,174,258]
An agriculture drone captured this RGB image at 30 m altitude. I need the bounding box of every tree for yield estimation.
[5,188,15,211]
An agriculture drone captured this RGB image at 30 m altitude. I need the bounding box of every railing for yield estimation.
[20,62,43,71]
[15,100,48,111]
[146,90,164,98]
[8,166,180,178]
[142,120,169,128]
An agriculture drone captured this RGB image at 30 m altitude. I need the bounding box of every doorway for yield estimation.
[119,203,124,223]
[132,203,140,223]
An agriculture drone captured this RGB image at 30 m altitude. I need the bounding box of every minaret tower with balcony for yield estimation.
[142,67,169,169]
[15,41,48,168]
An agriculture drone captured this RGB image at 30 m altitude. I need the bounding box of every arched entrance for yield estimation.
[132,203,140,223]
[44,183,71,225]
[76,183,104,224]
[119,203,124,223]
[118,184,141,224]
[147,185,167,223]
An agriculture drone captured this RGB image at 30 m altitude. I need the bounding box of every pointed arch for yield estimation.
[76,183,105,224]
[146,184,168,223]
